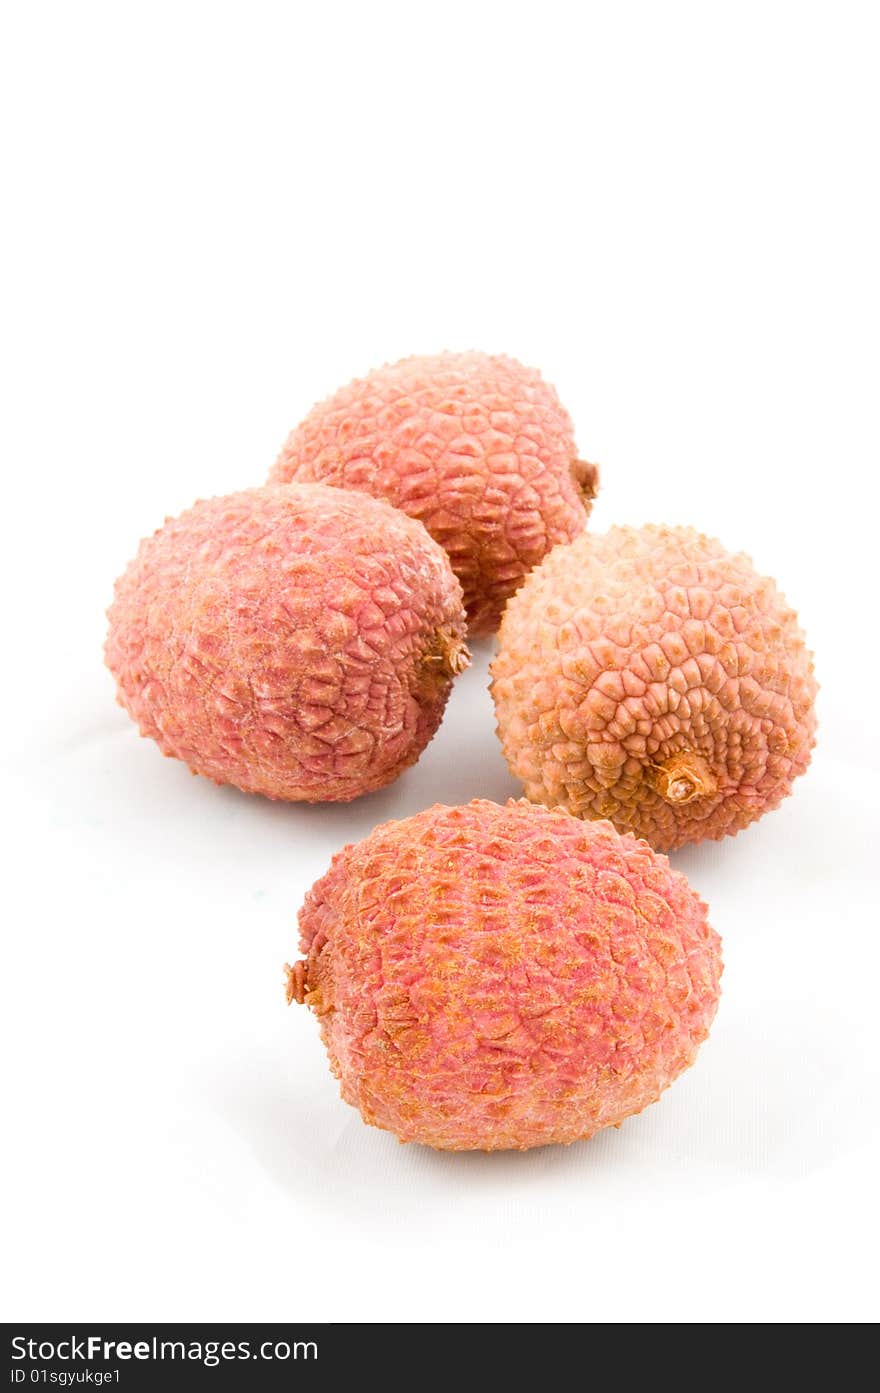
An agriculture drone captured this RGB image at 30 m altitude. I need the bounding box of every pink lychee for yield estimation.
[271,352,597,634]
[106,483,468,802]
[287,799,722,1151]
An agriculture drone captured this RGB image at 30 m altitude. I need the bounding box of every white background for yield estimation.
[2,1,878,1324]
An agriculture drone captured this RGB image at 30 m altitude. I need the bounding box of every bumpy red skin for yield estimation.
[491,525,818,851]
[106,484,468,802]
[270,352,595,635]
[291,799,722,1151]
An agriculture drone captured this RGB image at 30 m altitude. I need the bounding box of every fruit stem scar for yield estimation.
[285,960,307,1005]
[647,752,717,805]
[285,960,331,1014]
[422,629,471,681]
[570,458,599,501]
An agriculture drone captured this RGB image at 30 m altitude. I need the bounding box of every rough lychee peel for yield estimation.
[106,483,468,802]
[271,352,596,635]
[288,799,722,1151]
[491,524,817,850]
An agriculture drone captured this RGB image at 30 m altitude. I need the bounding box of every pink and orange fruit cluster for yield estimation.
[105,350,816,1151]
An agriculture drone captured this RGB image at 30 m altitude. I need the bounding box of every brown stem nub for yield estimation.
[445,639,471,677]
[647,752,717,806]
[421,629,471,684]
[571,458,600,502]
[285,960,307,1006]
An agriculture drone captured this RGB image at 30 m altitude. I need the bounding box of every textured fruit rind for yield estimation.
[491,525,818,851]
[290,799,722,1151]
[271,352,595,635]
[105,483,468,802]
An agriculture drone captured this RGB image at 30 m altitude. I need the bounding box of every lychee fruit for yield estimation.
[491,524,817,851]
[106,483,468,802]
[270,352,597,635]
[286,799,722,1151]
